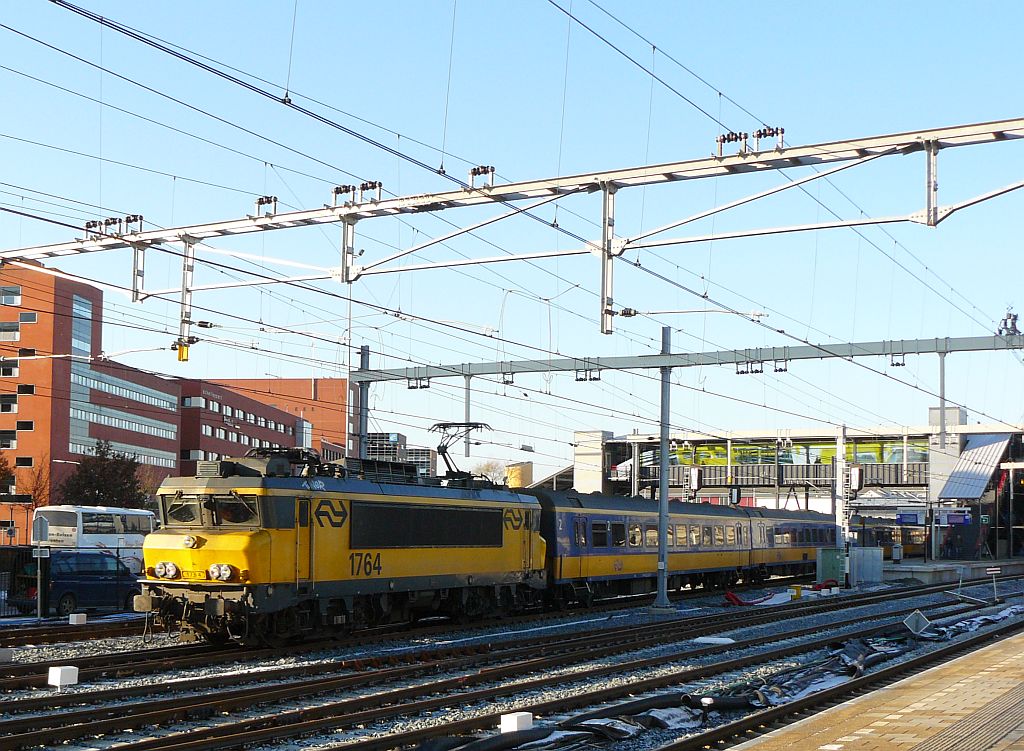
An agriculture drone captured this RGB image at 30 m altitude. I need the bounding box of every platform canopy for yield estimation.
[938,433,1012,500]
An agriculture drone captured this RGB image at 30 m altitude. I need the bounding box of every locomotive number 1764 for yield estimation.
[349,552,383,577]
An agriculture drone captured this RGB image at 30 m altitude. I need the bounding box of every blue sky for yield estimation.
[1,1,1022,477]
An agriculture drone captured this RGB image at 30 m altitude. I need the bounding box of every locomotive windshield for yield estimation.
[158,493,260,527]
[163,494,203,526]
[211,494,259,526]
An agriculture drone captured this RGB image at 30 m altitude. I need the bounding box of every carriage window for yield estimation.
[702,526,713,546]
[774,528,786,545]
[690,525,701,547]
[675,525,687,548]
[725,526,736,545]
[611,523,627,547]
[714,526,725,546]
[667,525,675,548]
[644,525,658,547]
[736,524,744,545]
[576,520,587,547]
[592,521,609,547]
[766,526,774,546]
[628,524,642,547]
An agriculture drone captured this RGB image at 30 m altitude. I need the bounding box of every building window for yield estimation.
[16,384,33,395]
[17,348,35,358]
[15,420,33,431]
[227,431,238,442]
[0,286,21,305]
[223,406,233,418]
[240,434,250,446]
[1,364,19,378]
[18,312,37,323]
[287,426,294,436]
[201,424,213,437]
[247,413,256,424]
[0,322,20,342]
[0,395,16,413]
[215,428,225,440]
[208,400,221,413]
[180,450,204,461]
[182,396,207,408]
[257,416,266,428]
[15,457,32,467]
[0,431,15,449]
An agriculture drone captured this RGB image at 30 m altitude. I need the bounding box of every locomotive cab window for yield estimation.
[611,522,627,547]
[212,495,259,526]
[162,494,203,526]
[592,521,609,547]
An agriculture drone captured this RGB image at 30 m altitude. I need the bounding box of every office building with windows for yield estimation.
[211,377,355,458]
[177,380,299,476]
[0,264,181,542]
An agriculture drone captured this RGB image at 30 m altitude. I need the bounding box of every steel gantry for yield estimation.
[2,118,1023,344]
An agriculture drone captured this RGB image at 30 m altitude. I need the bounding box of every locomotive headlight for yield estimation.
[182,535,197,549]
[164,562,179,578]
[208,563,233,581]
[154,562,167,578]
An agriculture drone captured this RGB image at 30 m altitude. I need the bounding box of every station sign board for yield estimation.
[896,508,925,525]
[936,507,971,526]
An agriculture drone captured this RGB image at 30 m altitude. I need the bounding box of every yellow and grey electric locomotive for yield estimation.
[136,449,547,643]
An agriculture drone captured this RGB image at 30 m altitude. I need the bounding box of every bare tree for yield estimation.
[472,459,507,484]
[24,453,51,507]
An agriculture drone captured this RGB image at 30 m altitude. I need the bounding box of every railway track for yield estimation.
[0,580,1006,751]
[0,616,150,647]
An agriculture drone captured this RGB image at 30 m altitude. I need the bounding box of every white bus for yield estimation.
[31,505,156,575]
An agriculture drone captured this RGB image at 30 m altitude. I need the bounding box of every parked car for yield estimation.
[9,549,140,617]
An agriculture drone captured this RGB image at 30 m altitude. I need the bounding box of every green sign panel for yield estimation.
[981,515,990,524]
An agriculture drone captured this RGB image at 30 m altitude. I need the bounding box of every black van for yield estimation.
[9,550,140,617]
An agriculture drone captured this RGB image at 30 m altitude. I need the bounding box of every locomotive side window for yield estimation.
[714,526,725,546]
[611,523,627,547]
[643,525,657,547]
[592,521,609,547]
[261,497,296,528]
[297,499,309,528]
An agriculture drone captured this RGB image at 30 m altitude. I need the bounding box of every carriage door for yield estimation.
[577,517,589,580]
[296,498,312,592]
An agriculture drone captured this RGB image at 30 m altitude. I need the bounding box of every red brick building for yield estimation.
[177,379,299,476]
[211,378,354,460]
[0,263,180,543]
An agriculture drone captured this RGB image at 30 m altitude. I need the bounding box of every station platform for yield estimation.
[883,558,1024,585]
[733,630,1024,751]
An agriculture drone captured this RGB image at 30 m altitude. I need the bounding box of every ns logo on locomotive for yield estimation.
[136,448,836,644]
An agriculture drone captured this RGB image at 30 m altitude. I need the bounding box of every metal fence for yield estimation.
[641,461,929,488]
